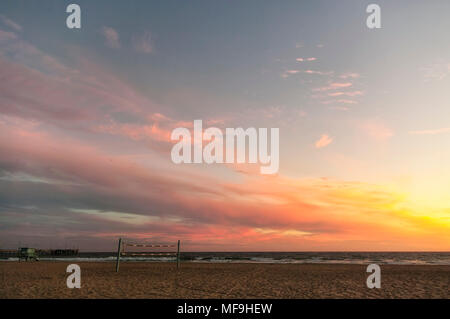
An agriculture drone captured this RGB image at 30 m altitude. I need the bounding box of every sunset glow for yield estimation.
[1,0,449,251]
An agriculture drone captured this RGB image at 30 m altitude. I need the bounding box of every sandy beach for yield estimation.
[0,262,448,299]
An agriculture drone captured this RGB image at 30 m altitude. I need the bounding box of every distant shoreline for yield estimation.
[1,251,449,265]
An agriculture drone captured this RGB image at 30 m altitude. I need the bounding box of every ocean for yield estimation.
[1,251,450,265]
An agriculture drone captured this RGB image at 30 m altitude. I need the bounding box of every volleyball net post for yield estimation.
[176,239,180,269]
[115,237,122,273]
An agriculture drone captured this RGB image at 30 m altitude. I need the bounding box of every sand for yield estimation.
[0,262,448,299]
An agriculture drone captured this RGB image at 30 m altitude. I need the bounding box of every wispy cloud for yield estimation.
[313,82,353,92]
[339,73,360,79]
[100,26,120,48]
[311,72,362,107]
[281,68,333,78]
[337,99,358,104]
[296,57,317,62]
[322,99,357,105]
[329,106,349,111]
[304,70,333,76]
[328,90,363,97]
[0,29,17,40]
[409,127,450,135]
[281,69,300,78]
[420,62,450,81]
[132,32,153,54]
[315,134,333,149]
[0,15,22,32]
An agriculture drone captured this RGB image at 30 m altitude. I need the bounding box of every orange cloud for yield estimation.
[2,122,449,251]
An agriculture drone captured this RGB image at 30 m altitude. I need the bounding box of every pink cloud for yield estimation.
[1,119,448,250]
[96,122,172,142]
[304,70,333,76]
[315,134,333,149]
[0,31,165,123]
[0,31,181,155]
[331,82,352,88]
[95,112,199,143]
[281,70,301,78]
[101,26,120,48]
[328,91,363,97]
[314,82,353,92]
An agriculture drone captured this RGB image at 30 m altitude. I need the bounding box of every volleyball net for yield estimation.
[115,238,180,272]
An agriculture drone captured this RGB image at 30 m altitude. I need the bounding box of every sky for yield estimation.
[0,0,449,251]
